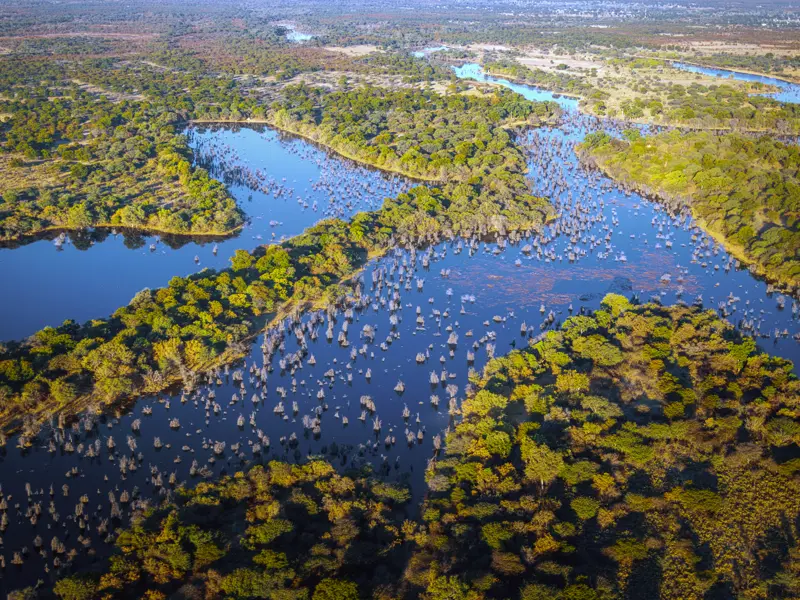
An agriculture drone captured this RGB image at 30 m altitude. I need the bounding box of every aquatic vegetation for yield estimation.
[579,130,800,288]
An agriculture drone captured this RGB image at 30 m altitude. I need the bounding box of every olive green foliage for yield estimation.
[353,52,453,82]
[626,81,799,130]
[406,295,800,600]
[580,130,800,286]
[270,84,555,237]
[271,83,559,182]
[0,59,251,240]
[0,217,361,429]
[57,297,800,599]
[81,460,410,600]
[590,58,799,131]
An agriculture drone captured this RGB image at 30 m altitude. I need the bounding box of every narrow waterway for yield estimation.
[672,61,800,104]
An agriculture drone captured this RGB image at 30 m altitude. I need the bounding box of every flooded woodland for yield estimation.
[2,58,800,594]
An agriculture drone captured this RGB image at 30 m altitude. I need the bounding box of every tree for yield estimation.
[522,442,564,491]
[53,574,98,600]
[313,578,359,600]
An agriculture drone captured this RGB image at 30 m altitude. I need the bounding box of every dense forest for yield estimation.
[269,84,559,182]
[0,59,257,240]
[409,294,800,599]
[43,296,800,599]
[579,130,800,288]
[53,460,412,600]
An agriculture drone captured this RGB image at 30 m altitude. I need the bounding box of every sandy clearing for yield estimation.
[324,45,381,57]
[516,53,605,75]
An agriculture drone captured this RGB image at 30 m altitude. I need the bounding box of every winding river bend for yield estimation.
[1,63,799,593]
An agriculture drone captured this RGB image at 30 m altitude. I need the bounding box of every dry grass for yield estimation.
[0,155,61,194]
[323,45,381,57]
[516,48,607,76]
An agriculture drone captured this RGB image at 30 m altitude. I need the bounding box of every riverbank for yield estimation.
[191,117,444,184]
[670,58,800,86]
[577,145,800,294]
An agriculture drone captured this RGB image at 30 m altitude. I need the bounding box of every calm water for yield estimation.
[453,63,581,111]
[1,63,800,593]
[0,127,409,341]
[672,61,800,104]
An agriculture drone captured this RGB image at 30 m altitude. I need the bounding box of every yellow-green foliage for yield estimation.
[409,295,800,600]
[581,130,800,287]
[80,461,410,600]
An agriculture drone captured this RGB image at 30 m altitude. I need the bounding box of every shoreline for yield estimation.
[0,221,245,248]
[577,147,799,293]
[189,117,446,184]
[668,58,800,86]
[480,67,585,101]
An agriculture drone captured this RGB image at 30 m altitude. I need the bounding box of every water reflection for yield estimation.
[2,57,800,594]
[0,127,410,341]
[452,63,581,111]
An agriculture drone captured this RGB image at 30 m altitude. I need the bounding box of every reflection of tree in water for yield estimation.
[68,228,108,251]
[121,230,147,250]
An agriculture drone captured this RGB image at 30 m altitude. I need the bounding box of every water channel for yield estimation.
[0,127,409,341]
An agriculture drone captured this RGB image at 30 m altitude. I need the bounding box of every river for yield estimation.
[0,63,798,593]
[672,61,800,104]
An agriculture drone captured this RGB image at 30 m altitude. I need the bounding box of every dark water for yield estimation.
[1,65,799,593]
[0,127,409,341]
[672,61,800,104]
